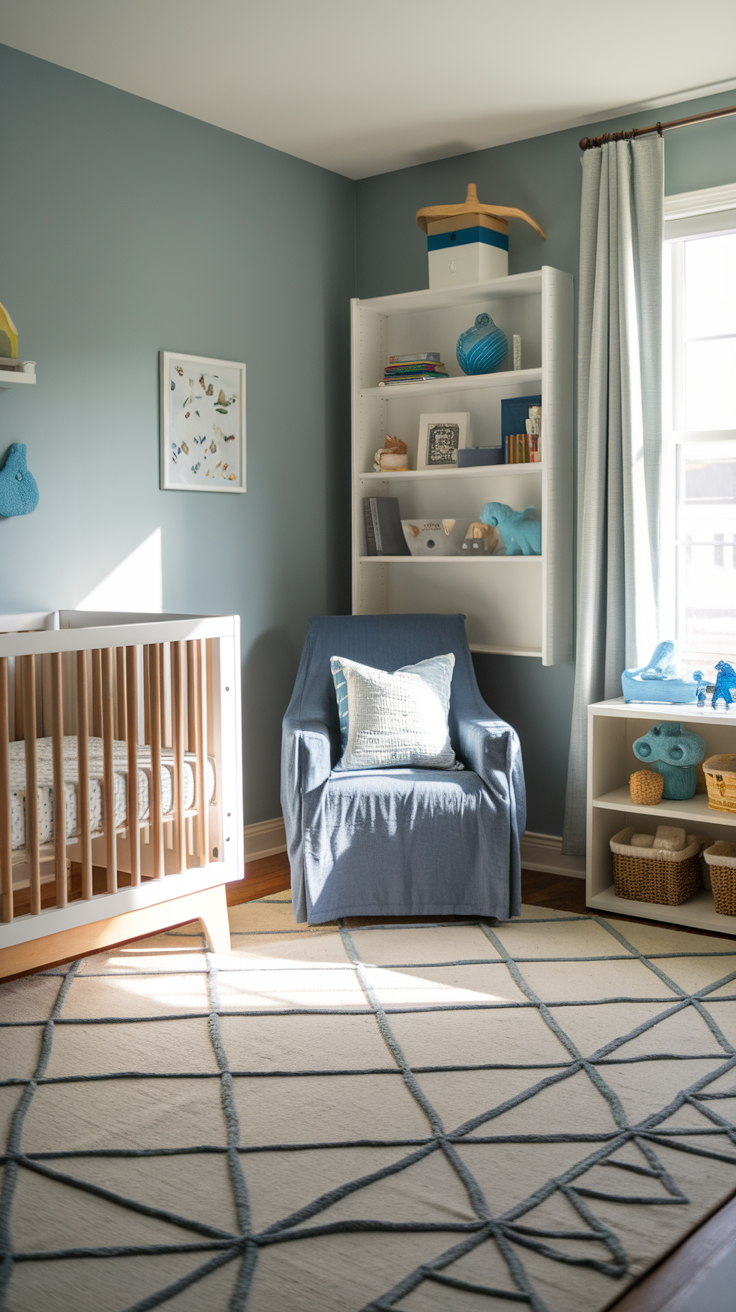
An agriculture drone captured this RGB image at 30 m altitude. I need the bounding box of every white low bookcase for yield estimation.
[587,697,736,935]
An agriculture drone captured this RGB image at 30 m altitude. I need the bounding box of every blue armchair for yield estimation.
[281,613,526,924]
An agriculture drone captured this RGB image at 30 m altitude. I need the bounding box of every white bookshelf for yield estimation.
[350,267,573,663]
[587,697,736,936]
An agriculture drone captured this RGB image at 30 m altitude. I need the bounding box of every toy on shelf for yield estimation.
[632,721,706,801]
[460,521,499,556]
[712,662,736,710]
[629,769,664,805]
[479,502,541,556]
[415,183,545,290]
[0,444,39,517]
[621,640,704,704]
[0,300,18,362]
[374,434,408,473]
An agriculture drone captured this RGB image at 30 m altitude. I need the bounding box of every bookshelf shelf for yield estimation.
[351,267,573,663]
[0,371,36,390]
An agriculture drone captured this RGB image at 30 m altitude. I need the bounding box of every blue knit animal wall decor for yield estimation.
[0,444,39,517]
[632,721,705,801]
[479,501,541,555]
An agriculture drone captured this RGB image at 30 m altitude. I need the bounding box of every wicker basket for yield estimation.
[629,770,664,805]
[610,827,708,906]
[704,842,736,916]
[703,756,736,814]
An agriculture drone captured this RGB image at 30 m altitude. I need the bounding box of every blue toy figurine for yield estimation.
[632,721,705,800]
[456,313,508,375]
[712,662,736,710]
[0,444,39,517]
[480,502,541,556]
[621,640,703,704]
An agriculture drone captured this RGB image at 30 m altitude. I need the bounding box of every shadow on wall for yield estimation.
[76,529,163,613]
[243,626,303,826]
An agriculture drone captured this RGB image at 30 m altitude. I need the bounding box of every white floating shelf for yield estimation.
[471,644,543,658]
[360,367,542,400]
[358,464,542,482]
[359,555,543,564]
[0,371,36,389]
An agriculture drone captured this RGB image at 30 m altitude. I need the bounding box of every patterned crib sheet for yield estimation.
[9,737,215,852]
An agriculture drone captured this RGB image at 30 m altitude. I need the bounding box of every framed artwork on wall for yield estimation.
[416,412,470,469]
[160,352,246,493]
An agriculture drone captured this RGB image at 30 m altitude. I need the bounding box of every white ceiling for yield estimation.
[2,1,736,180]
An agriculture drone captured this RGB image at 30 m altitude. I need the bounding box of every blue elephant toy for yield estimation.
[479,502,541,556]
[712,661,736,710]
[632,721,705,800]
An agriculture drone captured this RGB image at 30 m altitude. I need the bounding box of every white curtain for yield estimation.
[562,136,664,856]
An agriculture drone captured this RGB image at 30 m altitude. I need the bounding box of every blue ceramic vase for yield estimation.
[456,313,508,375]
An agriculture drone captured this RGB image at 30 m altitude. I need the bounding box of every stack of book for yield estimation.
[501,397,542,464]
[379,352,449,386]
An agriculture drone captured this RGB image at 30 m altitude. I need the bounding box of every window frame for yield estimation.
[661,184,736,666]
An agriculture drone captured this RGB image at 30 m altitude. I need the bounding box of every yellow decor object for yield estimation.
[0,300,18,359]
[416,183,546,240]
[629,769,664,805]
[703,754,736,813]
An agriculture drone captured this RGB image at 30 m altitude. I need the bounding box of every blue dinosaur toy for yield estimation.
[712,661,736,710]
[632,721,705,800]
[479,502,541,556]
[621,640,703,704]
[0,444,39,517]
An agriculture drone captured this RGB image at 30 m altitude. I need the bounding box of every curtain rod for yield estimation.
[579,103,736,150]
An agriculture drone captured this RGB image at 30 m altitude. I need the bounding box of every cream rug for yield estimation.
[2,896,736,1312]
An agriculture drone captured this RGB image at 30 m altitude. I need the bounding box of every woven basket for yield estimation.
[704,842,736,916]
[610,827,707,906]
[703,756,736,814]
[629,770,664,805]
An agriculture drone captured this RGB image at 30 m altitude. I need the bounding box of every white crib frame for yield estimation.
[0,611,244,977]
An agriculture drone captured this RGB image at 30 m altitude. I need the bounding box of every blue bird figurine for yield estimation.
[0,444,39,517]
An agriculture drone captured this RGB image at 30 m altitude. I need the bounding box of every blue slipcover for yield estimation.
[280,614,526,924]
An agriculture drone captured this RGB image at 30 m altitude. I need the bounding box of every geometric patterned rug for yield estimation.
[2,894,736,1312]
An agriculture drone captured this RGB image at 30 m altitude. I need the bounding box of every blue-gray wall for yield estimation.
[0,45,355,825]
[3,41,735,836]
[355,89,736,836]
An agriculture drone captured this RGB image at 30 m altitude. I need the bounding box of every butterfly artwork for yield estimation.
[163,353,244,493]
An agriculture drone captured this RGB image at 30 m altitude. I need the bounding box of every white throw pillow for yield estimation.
[330,653,461,771]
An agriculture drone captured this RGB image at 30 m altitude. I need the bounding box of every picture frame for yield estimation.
[160,351,246,493]
[416,412,470,469]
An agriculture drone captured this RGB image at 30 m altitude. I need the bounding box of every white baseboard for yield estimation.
[244,817,287,863]
[244,817,584,880]
[520,831,585,879]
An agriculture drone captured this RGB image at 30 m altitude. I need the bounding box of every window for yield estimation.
[662,187,736,675]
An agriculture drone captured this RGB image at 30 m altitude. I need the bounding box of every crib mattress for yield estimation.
[8,736,215,852]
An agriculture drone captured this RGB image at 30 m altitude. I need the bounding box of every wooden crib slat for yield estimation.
[76,651,93,899]
[51,651,67,908]
[0,658,12,923]
[91,648,102,740]
[116,647,127,743]
[196,639,209,867]
[149,645,164,879]
[101,648,117,894]
[126,646,141,886]
[14,656,23,742]
[23,655,41,916]
[171,641,186,874]
[186,641,196,754]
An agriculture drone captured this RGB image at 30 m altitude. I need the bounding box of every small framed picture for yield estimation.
[160,352,246,493]
[417,413,470,469]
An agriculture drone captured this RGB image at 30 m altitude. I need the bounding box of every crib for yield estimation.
[0,610,244,977]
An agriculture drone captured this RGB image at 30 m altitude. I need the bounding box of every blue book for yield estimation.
[501,395,541,444]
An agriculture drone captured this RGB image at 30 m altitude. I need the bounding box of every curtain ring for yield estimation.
[656,122,663,136]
